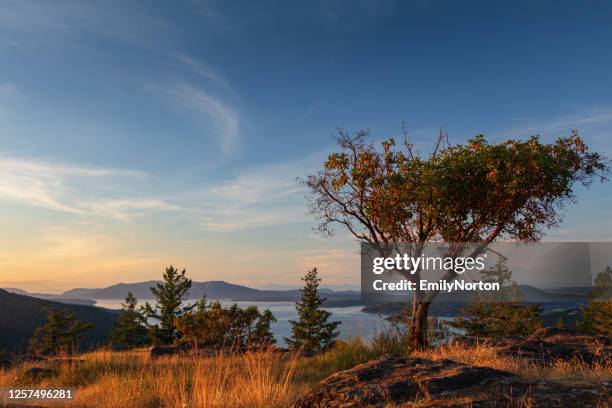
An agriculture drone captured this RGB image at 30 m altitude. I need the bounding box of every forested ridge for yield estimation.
[0,289,117,352]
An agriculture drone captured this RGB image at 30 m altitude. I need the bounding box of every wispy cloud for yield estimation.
[0,156,178,219]
[149,83,240,156]
[0,0,170,48]
[187,153,325,231]
[78,198,179,220]
[0,150,325,230]
[175,53,238,97]
[301,102,321,121]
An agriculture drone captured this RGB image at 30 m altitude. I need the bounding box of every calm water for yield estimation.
[95,299,389,347]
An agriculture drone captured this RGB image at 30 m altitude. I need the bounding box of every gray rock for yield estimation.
[293,354,610,407]
[484,328,611,364]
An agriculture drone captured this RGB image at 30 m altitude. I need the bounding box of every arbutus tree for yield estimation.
[303,128,608,349]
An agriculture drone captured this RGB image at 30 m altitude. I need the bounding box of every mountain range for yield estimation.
[5,281,362,307]
[0,281,592,353]
[4,281,591,311]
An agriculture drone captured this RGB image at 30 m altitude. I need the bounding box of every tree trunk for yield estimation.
[409,301,430,350]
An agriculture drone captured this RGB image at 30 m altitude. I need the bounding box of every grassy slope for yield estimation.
[0,339,609,408]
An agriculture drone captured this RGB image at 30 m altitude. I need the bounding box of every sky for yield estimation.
[0,0,611,293]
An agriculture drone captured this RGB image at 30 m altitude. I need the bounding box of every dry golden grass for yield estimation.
[412,341,612,385]
[1,339,609,407]
[0,348,301,408]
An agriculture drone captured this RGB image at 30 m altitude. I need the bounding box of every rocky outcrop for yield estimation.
[483,328,611,364]
[293,354,610,407]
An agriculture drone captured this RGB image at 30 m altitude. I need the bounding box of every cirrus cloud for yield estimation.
[148,83,240,157]
[0,155,178,219]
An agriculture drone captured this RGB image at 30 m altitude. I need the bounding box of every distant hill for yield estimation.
[58,280,360,304]
[62,281,160,299]
[543,286,594,296]
[361,284,589,317]
[233,288,362,306]
[0,289,118,353]
[4,287,97,306]
[434,284,588,303]
[61,280,262,300]
[10,280,588,310]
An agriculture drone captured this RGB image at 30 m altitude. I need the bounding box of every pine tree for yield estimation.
[578,266,612,335]
[142,266,193,345]
[453,258,542,337]
[285,268,340,353]
[254,309,277,347]
[28,309,93,355]
[110,292,149,349]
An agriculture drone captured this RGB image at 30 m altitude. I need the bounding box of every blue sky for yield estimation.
[0,0,611,292]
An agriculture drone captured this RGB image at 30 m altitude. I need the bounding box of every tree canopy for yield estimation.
[175,299,277,349]
[304,129,608,348]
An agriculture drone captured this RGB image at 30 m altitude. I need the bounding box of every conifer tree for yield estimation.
[110,292,149,349]
[142,266,193,345]
[285,268,340,353]
[453,259,542,337]
[28,309,93,355]
[254,309,277,347]
[578,266,612,335]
